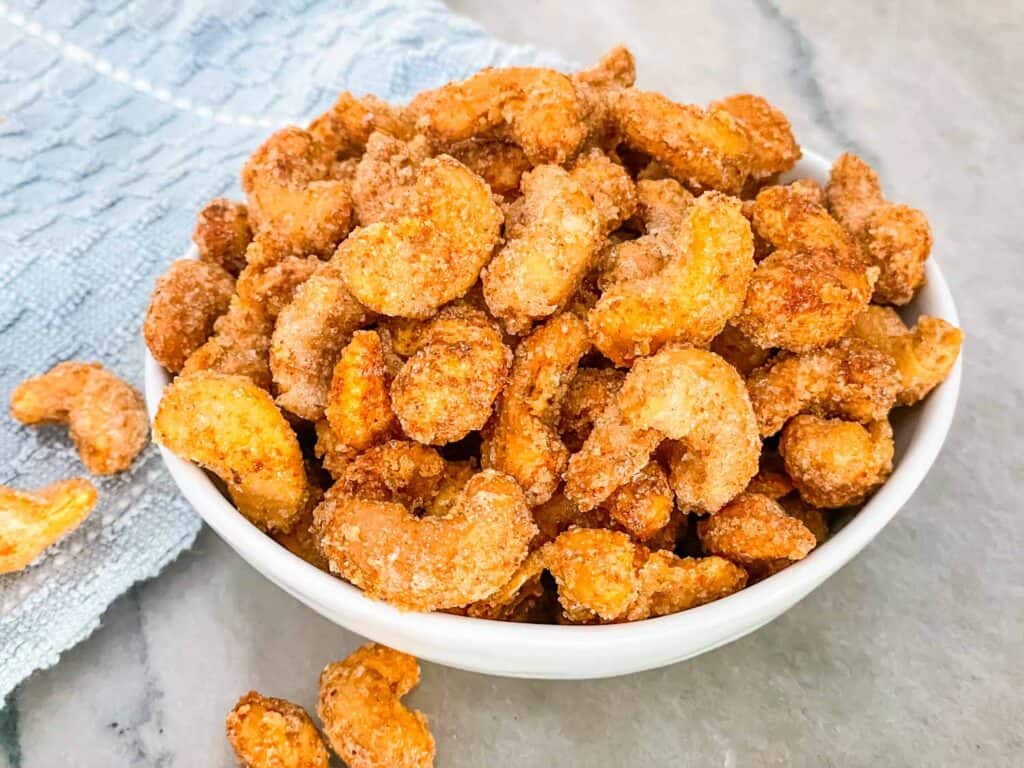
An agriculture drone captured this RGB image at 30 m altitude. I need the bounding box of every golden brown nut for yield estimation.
[11,362,148,475]
[565,348,759,515]
[337,156,502,319]
[482,165,602,334]
[154,372,308,532]
[181,296,273,390]
[483,313,590,505]
[337,440,447,513]
[779,416,894,508]
[709,94,800,184]
[698,492,817,565]
[465,548,549,621]
[827,153,932,305]
[143,259,235,373]
[597,178,696,290]
[352,132,433,226]
[0,478,98,574]
[847,305,962,405]
[545,528,747,623]
[269,259,372,420]
[610,89,753,194]
[225,691,329,768]
[411,66,587,164]
[318,644,435,768]
[325,330,397,451]
[568,148,638,234]
[308,91,414,160]
[588,191,754,366]
[315,469,535,611]
[241,126,354,256]
[391,306,510,445]
[313,420,355,482]
[733,184,875,352]
[746,337,901,437]
[193,198,252,276]
[618,347,760,513]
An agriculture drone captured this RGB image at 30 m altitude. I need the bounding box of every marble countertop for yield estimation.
[3,1,1022,765]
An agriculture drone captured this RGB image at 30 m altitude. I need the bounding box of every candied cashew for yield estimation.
[483,313,590,505]
[143,259,235,373]
[827,152,932,305]
[588,191,754,366]
[10,362,148,475]
[318,644,434,768]
[779,416,894,508]
[698,492,817,566]
[154,372,309,532]
[846,305,962,406]
[0,478,97,574]
[336,156,502,319]
[733,184,875,352]
[325,330,398,451]
[482,165,602,334]
[269,259,372,420]
[411,66,587,164]
[391,306,510,445]
[241,126,354,256]
[225,691,329,768]
[193,198,252,276]
[315,469,535,611]
[746,337,901,437]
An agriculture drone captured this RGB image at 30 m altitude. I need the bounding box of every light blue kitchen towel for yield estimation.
[0,0,569,703]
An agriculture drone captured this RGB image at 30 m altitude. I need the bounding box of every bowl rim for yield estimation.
[145,148,962,653]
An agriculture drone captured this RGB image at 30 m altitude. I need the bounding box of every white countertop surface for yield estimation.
[2,1,1022,765]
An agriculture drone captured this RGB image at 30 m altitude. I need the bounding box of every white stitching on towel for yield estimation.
[0,2,297,128]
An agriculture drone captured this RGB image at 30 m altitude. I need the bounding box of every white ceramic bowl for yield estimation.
[145,150,961,679]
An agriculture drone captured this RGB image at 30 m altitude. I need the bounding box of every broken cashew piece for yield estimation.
[0,478,98,574]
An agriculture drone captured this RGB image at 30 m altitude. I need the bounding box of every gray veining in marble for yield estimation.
[2,1,1022,765]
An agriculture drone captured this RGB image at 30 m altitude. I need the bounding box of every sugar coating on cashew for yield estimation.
[709,93,801,186]
[0,478,98,574]
[779,415,894,508]
[746,337,901,437]
[543,528,748,623]
[565,347,759,515]
[827,152,933,305]
[588,191,754,366]
[698,492,818,567]
[154,372,309,532]
[618,347,760,513]
[733,183,876,352]
[483,313,590,506]
[192,198,252,276]
[609,89,754,195]
[318,643,435,768]
[336,156,502,319]
[308,91,414,161]
[411,66,588,165]
[314,467,536,611]
[182,295,273,390]
[391,305,511,445]
[225,691,329,768]
[11,362,148,475]
[269,259,373,420]
[242,126,355,257]
[482,165,602,335]
[144,259,235,374]
[846,305,962,406]
[325,330,398,452]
